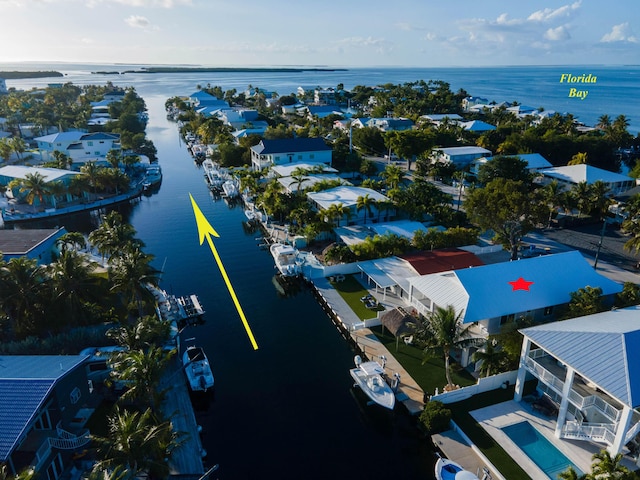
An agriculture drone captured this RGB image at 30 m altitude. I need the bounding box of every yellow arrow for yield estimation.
[189,193,259,350]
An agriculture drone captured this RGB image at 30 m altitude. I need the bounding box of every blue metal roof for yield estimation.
[0,356,87,461]
[35,131,83,143]
[454,251,622,323]
[521,306,640,407]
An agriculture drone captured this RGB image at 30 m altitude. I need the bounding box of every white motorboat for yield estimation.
[145,164,162,185]
[435,456,480,480]
[183,345,214,392]
[270,243,301,277]
[349,355,395,410]
[222,180,239,198]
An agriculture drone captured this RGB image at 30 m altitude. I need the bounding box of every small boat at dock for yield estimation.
[434,455,481,480]
[270,243,301,277]
[349,355,395,410]
[183,345,214,392]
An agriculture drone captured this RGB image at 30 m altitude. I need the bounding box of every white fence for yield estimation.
[430,371,519,404]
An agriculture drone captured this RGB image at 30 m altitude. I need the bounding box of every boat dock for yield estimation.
[159,357,206,479]
[311,276,426,415]
[432,427,501,480]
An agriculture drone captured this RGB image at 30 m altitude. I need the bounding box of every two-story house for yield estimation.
[0,355,94,479]
[250,138,332,171]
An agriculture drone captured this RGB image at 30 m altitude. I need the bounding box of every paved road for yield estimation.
[537,221,640,272]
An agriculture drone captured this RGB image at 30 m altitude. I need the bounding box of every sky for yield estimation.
[0,0,638,67]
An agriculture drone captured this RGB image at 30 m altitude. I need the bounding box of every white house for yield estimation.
[431,146,492,168]
[470,153,553,177]
[36,132,121,166]
[514,306,640,456]
[0,165,83,207]
[306,186,393,225]
[250,138,332,171]
[539,164,636,195]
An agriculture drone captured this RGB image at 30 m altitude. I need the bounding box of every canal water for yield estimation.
[133,95,436,479]
[20,85,435,478]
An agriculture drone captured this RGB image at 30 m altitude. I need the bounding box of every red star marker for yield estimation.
[509,277,534,291]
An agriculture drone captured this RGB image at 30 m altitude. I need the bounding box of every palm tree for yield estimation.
[108,347,174,409]
[471,340,509,377]
[109,244,160,317]
[557,466,587,480]
[570,181,593,218]
[415,305,478,389]
[542,180,566,228]
[0,257,46,339]
[380,164,405,190]
[356,194,376,224]
[590,180,613,220]
[56,231,87,254]
[289,172,307,194]
[590,449,630,478]
[18,172,52,206]
[47,249,102,325]
[107,315,173,351]
[81,161,102,195]
[89,212,141,262]
[9,137,26,160]
[324,202,350,227]
[91,406,184,479]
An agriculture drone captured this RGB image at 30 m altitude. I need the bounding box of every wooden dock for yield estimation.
[350,328,425,415]
[159,357,205,478]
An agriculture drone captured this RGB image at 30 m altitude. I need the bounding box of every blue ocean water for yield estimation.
[3,63,639,133]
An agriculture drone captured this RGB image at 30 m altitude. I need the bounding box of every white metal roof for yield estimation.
[370,220,429,240]
[541,164,633,185]
[271,163,338,177]
[358,256,419,291]
[521,306,640,408]
[0,165,81,182]
[307,186,390,210]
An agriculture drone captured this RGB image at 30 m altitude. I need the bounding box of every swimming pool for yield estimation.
[501,421,583,479]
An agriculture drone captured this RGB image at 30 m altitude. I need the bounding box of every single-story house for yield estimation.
[539,164,636,195]
[459,120,497,132]
[514,306,640,455]
[431,146,492,168]
[278,174,348,194]
[0,355,95,478]
[470,153,553,177]
[0,227,67,264]
[250,138,332,171]
[307,186,392,225]
[0,166,83,207]
[420,114,463,125]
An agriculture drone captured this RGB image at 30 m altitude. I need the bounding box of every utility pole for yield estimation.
[593,217,607,270]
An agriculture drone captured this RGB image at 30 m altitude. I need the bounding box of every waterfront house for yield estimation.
[36,132,120,166]
[0,227,67,264]
[0,78,7,95]
[0,166,83,208]
[431,146,492,168]
[470,153,553,178]
[403,250,622,365]
[250,138,332,171]
[462,96,489,112]
[539,164,636,196]
[186,91,228,108]
[0,355,95,479]
[514,306,640,456]
[307,186,393,225]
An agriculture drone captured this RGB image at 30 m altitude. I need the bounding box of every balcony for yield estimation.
[49,422,91,450]
[526,350,622,424]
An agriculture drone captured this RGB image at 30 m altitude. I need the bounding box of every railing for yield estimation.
[49,422,91,450]
[31,440,52,469]
[527,352,621,423]
[562,421,616,445]
[624,419,640,445]
[525,357,565,393]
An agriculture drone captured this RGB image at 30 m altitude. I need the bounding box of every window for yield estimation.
[500,314,515,325]
[310,154,315,159]
[87,141,93,146]
[70,387,81,404]
[544,306,553,316]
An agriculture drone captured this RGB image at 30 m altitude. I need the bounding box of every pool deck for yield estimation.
[470,400,638,479]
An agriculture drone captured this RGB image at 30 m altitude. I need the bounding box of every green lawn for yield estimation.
[370,326,476,396]
[329,274,385,321]
[447,382,538,480]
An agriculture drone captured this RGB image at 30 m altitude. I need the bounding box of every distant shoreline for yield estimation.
[0,71,64,79]
[121,67,349,74]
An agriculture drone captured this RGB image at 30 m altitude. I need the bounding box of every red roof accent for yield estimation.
[399,248,484,275]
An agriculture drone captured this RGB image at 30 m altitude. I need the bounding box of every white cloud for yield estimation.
[92,0,192,6]
[544,25,571,41]
[528,1,581,22]
[600,23,638,43]
[125,15,151,28]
